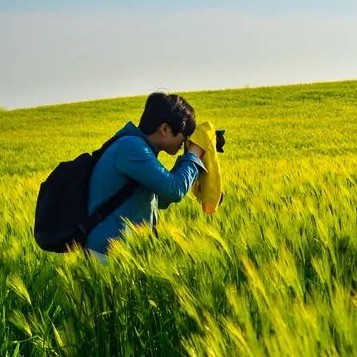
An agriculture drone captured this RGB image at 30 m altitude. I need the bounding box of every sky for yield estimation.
[1,0,356,109]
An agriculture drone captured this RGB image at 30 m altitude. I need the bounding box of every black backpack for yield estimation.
[34,133,137,253]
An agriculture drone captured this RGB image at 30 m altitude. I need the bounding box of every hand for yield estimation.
[187,141,205,159]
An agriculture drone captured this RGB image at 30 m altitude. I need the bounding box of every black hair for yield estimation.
[139,92,196,137]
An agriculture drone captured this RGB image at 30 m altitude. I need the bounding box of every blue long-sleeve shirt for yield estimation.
[85,121,205,254]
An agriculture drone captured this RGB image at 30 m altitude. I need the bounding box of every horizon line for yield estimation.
[2,78,356,112]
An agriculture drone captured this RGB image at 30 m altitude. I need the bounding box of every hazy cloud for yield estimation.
[1,9,356,108]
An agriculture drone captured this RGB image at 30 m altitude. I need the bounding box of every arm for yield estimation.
[114,137,205,206]
[158,142,206,209]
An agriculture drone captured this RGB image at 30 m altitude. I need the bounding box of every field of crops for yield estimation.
[0,80,356,356]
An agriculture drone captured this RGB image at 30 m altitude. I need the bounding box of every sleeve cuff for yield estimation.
[179,152,207,173]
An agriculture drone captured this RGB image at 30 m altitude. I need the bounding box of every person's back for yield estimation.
[85,92,206,255]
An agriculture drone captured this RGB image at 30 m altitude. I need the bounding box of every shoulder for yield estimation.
[114,135,155,158]
[116,135,149,151]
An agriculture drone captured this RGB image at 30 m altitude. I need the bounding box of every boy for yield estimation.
[85,92,205,255]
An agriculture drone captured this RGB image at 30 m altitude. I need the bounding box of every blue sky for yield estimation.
[1,0,356,108]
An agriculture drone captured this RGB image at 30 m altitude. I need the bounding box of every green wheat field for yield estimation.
[0,80,357,356]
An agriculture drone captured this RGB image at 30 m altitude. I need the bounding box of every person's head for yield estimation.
[139,92,196,155]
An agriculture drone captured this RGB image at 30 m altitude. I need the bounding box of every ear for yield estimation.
[158,123,170,137]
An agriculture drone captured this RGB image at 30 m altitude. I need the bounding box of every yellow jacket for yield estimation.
[189,121,223,214]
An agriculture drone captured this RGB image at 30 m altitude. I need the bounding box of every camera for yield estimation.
[216,130,225,153]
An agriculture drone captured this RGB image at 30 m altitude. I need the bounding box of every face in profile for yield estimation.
[163,126,187,155]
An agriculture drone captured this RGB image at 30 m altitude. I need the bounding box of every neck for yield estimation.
[145,132,161,153]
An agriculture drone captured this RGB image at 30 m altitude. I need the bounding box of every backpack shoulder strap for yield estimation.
[79,180,137,236]
[78,131,139,237]
[91,131,127,162]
